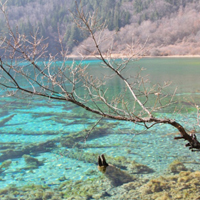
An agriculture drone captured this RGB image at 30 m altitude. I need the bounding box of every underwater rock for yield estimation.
[92,191,111,199]
[168,160,188,174]
[23,154,44,169]
[139,171,200,200]
[127,160,154,174]
[58,176,67,181]
[84,169,99,176]
[0,188,9,195]
[141,177,170,194]
[0,184,64,200]
[153,192,171,200]
[41,190,54,199]
[98,154,136,186]
[0,159,12,173]
[1,168,200,199]
[59,176,110,199]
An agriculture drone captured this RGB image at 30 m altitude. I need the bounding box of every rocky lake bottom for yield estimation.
[0,95,200,200]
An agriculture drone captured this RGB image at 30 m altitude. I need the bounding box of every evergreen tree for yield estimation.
[67,24,82,51]
[4,0,196,53]
[114,2,120,31]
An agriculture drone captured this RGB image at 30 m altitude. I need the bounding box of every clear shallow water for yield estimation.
[0,58,200,193]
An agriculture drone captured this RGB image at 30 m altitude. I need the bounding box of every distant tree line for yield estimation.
[0,0,199,55]
[0,0,130,54]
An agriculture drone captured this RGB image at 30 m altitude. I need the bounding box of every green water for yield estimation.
[0,57,200,199]
[81,57,200,114]
[136,57,200,93]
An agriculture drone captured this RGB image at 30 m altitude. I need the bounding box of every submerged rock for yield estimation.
[0,160,12,173]
[141,176,170,194]
[0,169,200,200]
[168,160,188,174]
[127,160,154,174]
[23,154,44,169]
[139,171,200,200]
[59,177,110,199]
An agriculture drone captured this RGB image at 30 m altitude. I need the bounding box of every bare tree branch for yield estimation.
[0,1,199,151]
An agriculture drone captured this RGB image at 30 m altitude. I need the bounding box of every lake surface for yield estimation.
[0,57,200,199]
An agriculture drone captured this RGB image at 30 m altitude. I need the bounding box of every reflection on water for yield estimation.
[0,58,200,199]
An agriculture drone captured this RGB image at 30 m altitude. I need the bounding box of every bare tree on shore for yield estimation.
[0,1,200,151]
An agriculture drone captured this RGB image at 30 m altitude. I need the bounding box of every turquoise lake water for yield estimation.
[0,57,200,193]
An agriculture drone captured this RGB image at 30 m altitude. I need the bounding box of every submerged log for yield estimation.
[98,154,136,186]
[0,114,15,127]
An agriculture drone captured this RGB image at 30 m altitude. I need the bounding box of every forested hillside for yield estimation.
[1,0,200,56]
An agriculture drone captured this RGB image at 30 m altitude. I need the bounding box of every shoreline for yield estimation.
[67,54,200,59]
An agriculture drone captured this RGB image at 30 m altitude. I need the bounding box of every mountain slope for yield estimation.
[72,1,200,56]
[1,0,200,56]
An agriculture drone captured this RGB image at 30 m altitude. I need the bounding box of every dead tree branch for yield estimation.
[0,2,199,151]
